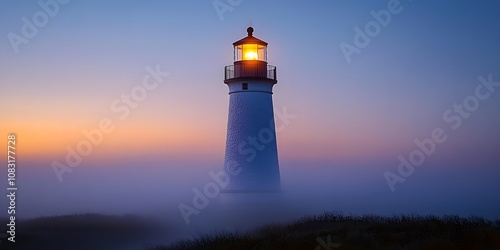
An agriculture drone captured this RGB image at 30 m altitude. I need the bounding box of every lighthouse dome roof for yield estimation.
[233,27,268,46]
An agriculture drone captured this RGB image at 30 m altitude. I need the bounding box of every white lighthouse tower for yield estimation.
[223,27,281,192]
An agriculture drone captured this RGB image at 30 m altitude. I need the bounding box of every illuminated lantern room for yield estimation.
[233,27,267,62]
[225,27,277,82]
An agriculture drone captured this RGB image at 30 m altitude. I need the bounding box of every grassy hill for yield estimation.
[154,213,500,250]
[1,213,499,249]
[0,213,166,250]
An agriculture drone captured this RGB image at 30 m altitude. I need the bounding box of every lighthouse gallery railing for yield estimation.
[225,64,277,81]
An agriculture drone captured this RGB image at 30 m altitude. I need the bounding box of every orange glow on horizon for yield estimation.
[0,117,227,163]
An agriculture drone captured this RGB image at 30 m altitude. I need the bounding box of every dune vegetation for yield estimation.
[154,213,500,250]
[1,212,499,249]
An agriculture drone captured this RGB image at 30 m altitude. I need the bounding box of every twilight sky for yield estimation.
[1,0,500,222]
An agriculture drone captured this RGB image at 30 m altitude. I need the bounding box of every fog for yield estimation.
[3,154,498,246]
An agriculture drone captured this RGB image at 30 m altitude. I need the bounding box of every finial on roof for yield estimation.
[247,27,254,36]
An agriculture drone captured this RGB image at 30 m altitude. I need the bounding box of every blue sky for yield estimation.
[0,0,500,222]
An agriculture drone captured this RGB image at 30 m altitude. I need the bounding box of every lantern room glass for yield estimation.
[234,44,267,62]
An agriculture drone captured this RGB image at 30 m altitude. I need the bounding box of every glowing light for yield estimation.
[236,44,265,61]
[244,51,258,60]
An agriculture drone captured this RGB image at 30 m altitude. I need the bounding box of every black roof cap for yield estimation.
[233,26,268,46]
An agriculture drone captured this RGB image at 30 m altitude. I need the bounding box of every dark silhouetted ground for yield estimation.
[154,213,500,250]
[0,213,167,250]
[1,213,499,249]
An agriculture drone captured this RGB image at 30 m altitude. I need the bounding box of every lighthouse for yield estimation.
[223,27,281,192]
